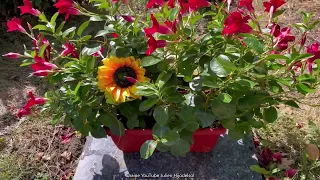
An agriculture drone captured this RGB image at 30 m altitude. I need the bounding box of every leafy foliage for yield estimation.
[6,0,320,159]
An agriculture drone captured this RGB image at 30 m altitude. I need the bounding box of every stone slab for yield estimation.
[73,133,262,180]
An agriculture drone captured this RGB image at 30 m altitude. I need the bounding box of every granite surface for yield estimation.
[73,133,262,180]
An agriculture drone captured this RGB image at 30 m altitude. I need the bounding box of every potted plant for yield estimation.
[4,0,320,159]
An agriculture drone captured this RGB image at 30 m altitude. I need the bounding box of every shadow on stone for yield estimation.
[74,134,262,180]
[93,154,122,180]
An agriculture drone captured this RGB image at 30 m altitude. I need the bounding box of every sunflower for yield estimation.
[97,56,149,103]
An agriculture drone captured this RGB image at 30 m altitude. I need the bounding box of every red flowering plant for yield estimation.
[3,0,320,159]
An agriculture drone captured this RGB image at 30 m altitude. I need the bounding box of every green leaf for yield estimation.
[77,21,90,36]
[170,139,190,157]
[218,93,232,103]
[152,123,169,138]
[86,57,96,73]
[39,13,48,22]
[194,108,216,127]
[79,106,92,121]
[283,100,299,108]
[265,54,290,60]
[97,111,125,136]
[186,122,199,132]
[211,98,236,118]
[139,98,158,112]
[74,81,83,95]
[156,72,172,88]
[243,36,264,54]
[82,46,101,56]
[62,27,76,38]
[119,101,139,118]
[228,128,244,140]
[80,35,92,41]
[50,12,59,30]
[127,118,139,129]
[220,118,236,129]
[250,165,270,175]
[297,74,316,83]
[56,21,65,34]
[165,92,185,103]
[135,82,158,97]
[210,55,237,77]
[20,59,34,66]
[140,140,158,159]
[169,7,180,21]
[177,105,196,122]
[91,127,107,138]
[153,105,169,125]
[263,107,278,123]
[202,76,220,88]
[156,143,171,152]
[162,130,180,146]
[296,83,316,95]
[33,25,49,31]
[141,56,162,67]
[95,30,109,37]
[39,44,48,57]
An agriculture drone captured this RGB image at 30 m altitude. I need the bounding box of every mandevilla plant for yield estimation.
[4,0,320,158]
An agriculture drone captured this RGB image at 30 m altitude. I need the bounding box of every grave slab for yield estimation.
[73,133,262,180]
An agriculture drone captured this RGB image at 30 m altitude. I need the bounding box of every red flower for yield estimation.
[259,148,273,166]
[271,24,295,50]
[17,107,31,118]
[144,14,173,37]
[111,33,119,38]
[2,53,24,59]
[184,0,211,12]
[222,12,252,35]
[263,0,285,13]
[306,43,320,72]
[121,15,135,23]
[54,0,81,21]
[60,132,74,144]
[267,178,281,180]
[300,34,307,46]
[92,46,104,57]
[284,169,297,178]
[32,70,54,77]
[125,76,138,84]
[17,91,46,118]
[19,0,41,16]
[168,0,175,8]
[272,152,282,163]
[239,0,254,12]
[61,41,79,58]
[146,0,166,8]
[31,56,57,77]
[164,20,177,33]
[32,34,51,61]
[146,35,167,56]
[7,17,26,33]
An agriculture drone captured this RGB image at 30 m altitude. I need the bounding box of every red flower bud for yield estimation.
[2,53,24,59]
[121,15,135,23]
[284,169,297,178]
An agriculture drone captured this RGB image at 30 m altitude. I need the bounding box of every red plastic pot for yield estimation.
[106,128,226,152]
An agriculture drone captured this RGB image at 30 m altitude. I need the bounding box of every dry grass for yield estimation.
[0,18,85,180]
[253,0,320,178]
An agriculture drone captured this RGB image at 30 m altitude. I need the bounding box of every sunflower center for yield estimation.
[113,66,137,88]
